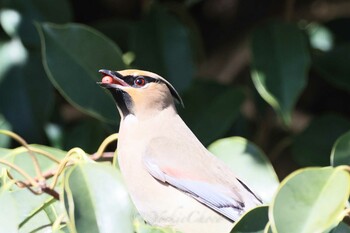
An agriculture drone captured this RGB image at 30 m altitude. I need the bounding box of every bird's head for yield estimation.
[97,69,183,119]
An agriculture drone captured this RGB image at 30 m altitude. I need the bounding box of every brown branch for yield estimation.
[8,152,114,200]
[90,152,115,161]
[41,186,60,200]
[21,152,114,187]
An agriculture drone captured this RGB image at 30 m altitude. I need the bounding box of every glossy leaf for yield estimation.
[1,0,72,47]
[208,137,279,203]
[0,148,11,158]
[64,162,133,233]
[0,37,27,80]
[134,218,179,233]
[130,4,194,92]
[306,23,334,52]
[3,144,66,180]
[37,23,125,123]
[292,114,350,166]
[230,206,269,233]
[331,130,350,166]
[0,41,53,143]
[0,0,72,142]
[251,21,310,125]
[270,167,350,233]
[0,184,18,233]
[0,115,11,148]
[314,43,350,92]
[330,222,350,233]
[264,223,273,233]
[19,210,52,233]
[13,190,55,232]
[180,80,245,145]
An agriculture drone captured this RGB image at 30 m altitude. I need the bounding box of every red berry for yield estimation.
[101,76,114,84]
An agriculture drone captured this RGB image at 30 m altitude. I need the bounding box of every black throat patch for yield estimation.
[108,88,134,117]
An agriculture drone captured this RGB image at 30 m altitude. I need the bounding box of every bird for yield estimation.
[97,69,262,233]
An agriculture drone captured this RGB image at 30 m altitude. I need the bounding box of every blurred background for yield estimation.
[0,0,350,179]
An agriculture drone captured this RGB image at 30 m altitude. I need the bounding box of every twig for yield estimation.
[90,152,115,161]
[0,158,38,187]
[94,133,118,160]
[52,213,66,231]
[0,130,44,181]
[28,146,61,163]
[49,148,84,190]
[0,132,118,201]
[41,186,60,200]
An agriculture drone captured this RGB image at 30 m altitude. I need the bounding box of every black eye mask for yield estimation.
[122,75,160,87]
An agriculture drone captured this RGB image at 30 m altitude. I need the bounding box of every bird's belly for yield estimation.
[117,145,233,233]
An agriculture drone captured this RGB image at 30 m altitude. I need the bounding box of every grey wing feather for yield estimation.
[143,158,245,221]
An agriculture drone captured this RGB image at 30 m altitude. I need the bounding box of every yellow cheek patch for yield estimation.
[125,87,143,107]
[123,83,165,110]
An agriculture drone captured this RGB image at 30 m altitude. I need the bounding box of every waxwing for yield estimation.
[98,69,262,233]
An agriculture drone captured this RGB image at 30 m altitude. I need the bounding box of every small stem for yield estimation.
[49,158,71,190]
[49,148,86,189]
[94,133,118,160]
[28,146,61,163]
[0,159,38,187]
[13,180,42,195]
[52,213,66,231]
[0,130,44,181]
[41,186,60,200]
[19,197,56,229]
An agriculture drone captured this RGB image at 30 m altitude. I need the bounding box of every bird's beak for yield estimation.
[97,69,130,88]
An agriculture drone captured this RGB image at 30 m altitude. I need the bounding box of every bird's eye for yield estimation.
[134,77,146,87]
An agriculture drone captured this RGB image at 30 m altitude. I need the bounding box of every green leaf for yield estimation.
[251,21,310,125]
[0,148,11,158]
[0,114,11,147]
[130,4,194,92]
[331,130,350,166]
[292,114,350,166]
[230,206,269,233]
[0,37,27,80]
[180,80,245,145]
[12,189,56,231]
[306,23,334,52]
[0,0,72,142]
[135,218,179,233]
[330,222,350,233]
[0,42,53,143]
[1,0,72,47]
[314,43,350,92]
[37,22,125,123]
[19,210,52,233]
[0,184,18,233]
[264,223,273,233]
[4,144,66,180]
[270,167,350,233]
[63,162,133,233]
[208,137,279,203]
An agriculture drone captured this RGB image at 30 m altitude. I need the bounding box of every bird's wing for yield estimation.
[143,137,258,221]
